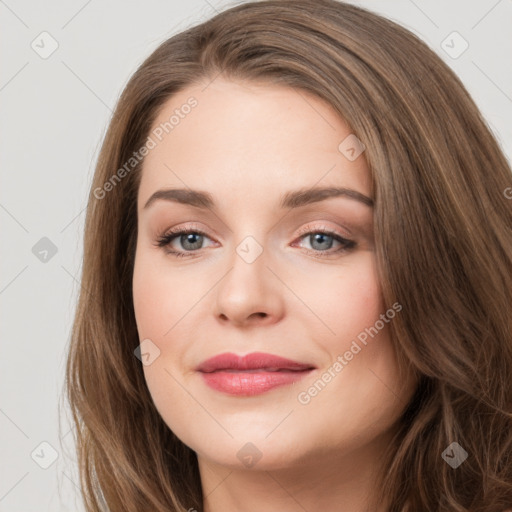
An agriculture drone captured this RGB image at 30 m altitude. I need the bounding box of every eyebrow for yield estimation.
[143,186,374,211]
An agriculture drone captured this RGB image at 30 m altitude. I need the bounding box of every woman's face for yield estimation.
[132,77,416,472]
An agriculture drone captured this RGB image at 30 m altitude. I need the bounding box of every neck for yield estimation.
[199,429,394,512]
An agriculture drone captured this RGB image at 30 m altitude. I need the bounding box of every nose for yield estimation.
[214,240,285,328]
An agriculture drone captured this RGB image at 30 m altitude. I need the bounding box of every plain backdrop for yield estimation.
[1,0,511,510]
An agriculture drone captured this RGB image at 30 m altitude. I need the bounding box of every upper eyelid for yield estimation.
[295,222,351,238]
[161,223,350,240]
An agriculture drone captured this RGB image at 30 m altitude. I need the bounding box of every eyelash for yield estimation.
[155,223,356,259]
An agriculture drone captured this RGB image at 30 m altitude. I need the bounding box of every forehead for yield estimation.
[137,78,371,211]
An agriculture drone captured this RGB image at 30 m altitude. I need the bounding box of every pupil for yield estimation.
[182,233,202,250]
[311,233,332,250]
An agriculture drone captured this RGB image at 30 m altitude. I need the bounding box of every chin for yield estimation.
[196,440,307,472]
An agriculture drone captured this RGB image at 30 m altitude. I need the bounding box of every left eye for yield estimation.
[292,230,356,256]
[298,232,341,251]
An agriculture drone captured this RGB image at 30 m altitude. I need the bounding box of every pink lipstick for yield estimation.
[196,352,315,396]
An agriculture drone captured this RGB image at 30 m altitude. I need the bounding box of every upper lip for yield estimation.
[196,352,316,373]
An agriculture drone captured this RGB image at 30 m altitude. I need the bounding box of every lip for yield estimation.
[196,352,316,396]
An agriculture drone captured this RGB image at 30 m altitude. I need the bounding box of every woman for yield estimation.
[65,0,512,510]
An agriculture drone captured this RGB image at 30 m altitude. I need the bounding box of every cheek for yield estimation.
[314,254,384,345]
[132,250,203,339]
[313,256,404,416]
[132,251,203,444]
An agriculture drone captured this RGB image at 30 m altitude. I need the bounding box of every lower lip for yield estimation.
[199,369,313,396]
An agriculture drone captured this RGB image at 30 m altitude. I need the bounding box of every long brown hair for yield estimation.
[63,0,512,510]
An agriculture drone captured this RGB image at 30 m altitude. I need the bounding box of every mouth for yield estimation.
[196,352,316,396]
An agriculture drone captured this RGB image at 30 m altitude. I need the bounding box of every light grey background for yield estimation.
[1,0,511,510]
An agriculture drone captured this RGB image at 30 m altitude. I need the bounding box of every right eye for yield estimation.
[155,226,216,258]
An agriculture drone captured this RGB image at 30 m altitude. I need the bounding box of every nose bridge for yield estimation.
[214,232,283,325]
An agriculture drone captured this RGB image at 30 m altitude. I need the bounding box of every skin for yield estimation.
[132,77,417,512]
